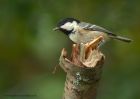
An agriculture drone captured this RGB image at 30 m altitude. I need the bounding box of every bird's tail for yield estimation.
[109,35,132,43]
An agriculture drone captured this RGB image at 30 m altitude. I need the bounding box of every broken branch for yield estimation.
[59,36,105,99]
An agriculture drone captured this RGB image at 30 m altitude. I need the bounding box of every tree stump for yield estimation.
[59,36,105,99]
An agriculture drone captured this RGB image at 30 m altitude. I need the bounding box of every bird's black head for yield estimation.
[53,18,80,35]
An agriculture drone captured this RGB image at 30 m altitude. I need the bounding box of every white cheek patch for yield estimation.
[61,22,72,30]
[72,21,78,32]
[60,21,78,31]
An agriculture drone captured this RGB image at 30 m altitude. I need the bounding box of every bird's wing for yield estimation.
[79,22,116,36]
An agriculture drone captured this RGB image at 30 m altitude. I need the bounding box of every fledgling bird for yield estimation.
[53,18,132,44]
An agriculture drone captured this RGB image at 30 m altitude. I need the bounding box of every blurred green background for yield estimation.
[0,0,140,99]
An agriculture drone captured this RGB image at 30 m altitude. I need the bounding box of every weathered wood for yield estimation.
[59,36,105,99]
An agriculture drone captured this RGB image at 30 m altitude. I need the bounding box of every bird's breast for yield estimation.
[69,29,109,44]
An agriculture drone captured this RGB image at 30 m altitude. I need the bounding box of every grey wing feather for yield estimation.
[79,22,116,36]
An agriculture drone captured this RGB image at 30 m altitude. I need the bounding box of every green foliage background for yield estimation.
[0,0,140,99]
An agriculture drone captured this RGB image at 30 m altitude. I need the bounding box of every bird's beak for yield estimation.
[53,27,60,31]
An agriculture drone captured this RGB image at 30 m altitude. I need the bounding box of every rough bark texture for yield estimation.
[59,36,105,99]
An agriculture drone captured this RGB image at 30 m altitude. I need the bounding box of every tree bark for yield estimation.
[59,36,105,99]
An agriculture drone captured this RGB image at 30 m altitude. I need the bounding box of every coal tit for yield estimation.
[53,18,132,44]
